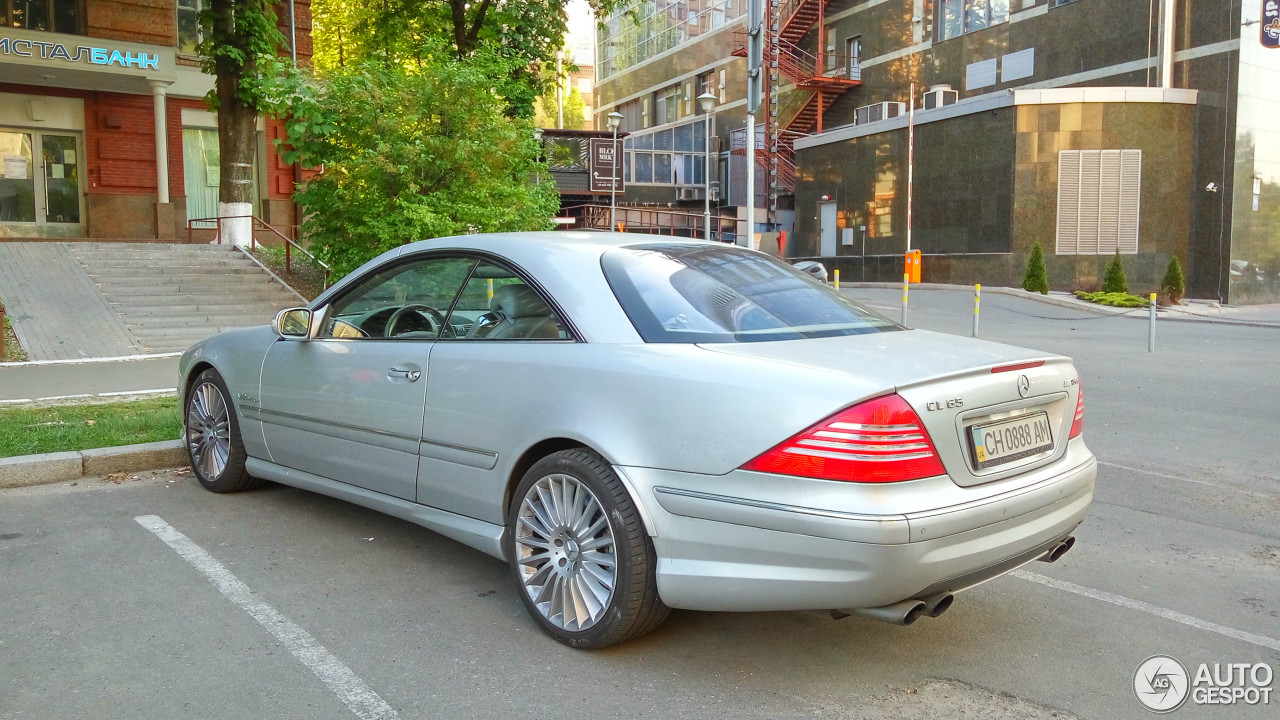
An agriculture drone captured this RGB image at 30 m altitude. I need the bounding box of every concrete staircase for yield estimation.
[72,243,304,354]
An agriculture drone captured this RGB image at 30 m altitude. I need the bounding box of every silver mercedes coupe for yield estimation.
[179,232,1095,649]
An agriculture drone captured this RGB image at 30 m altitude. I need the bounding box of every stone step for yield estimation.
[99,282,294,297]
[126,313,280,329]
[82,265,264,277]
[94,275,280,289]
[78,257,259,269]
[109,301,297,316]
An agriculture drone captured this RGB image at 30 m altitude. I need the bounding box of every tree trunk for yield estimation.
[217,75,257,247]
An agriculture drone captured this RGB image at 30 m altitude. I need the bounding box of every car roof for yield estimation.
[399,231,723,257]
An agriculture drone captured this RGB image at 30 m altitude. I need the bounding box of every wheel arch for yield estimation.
[503,438,657,540]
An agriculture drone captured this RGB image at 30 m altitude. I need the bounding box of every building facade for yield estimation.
[0,0,311,241]
[595,1,1280,303]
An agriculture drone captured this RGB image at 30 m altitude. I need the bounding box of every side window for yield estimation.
[445,261,569,341]
[317,256,476,339]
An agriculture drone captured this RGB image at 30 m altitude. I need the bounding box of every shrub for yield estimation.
[1074,290,1150,308]
[1102,251,1128,294]
[1022,242,1049,294]
[1160,255,1185,304]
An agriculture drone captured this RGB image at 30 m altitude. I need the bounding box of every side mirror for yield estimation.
[273,308,312,339]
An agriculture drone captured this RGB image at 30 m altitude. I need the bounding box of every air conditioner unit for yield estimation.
[678,187,700,201]
[922,85,959,110]
[854,101,907,125]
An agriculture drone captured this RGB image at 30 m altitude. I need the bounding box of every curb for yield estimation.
[0,439,187,489]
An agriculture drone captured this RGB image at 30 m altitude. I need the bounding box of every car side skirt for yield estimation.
[244,458,506,560]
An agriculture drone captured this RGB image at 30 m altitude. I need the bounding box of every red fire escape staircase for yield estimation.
[732,0,860,194]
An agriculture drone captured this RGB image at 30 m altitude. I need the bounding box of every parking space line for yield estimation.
[135,515,400,720]
[1012,569,1280,652]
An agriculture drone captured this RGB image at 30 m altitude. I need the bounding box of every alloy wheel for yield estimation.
[514,473,618,631]
[187,381,231,480]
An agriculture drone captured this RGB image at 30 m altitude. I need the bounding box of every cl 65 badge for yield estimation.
[926,398,964,411]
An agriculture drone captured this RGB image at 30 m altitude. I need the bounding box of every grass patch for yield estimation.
[249,244,329,301]
[1074,290,1151,308]
[2,311,27,362]
[0,396,181,458]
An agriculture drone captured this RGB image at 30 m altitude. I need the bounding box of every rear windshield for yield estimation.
[601,244,900,343]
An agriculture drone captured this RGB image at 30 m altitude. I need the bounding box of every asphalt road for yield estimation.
[2,289,1277,719]
[0,354,180,403]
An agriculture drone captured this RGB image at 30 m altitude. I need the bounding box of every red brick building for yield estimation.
[0,0,312,240]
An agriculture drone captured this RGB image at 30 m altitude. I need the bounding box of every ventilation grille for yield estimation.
[1056,149,1142,255]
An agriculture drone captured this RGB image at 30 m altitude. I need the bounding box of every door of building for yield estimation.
[819,201,837,256]
[0,129,84,238]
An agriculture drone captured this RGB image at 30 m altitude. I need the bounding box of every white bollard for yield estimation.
[901,274,909,326]
[973,284,981,338]
[1148,292,1156,352]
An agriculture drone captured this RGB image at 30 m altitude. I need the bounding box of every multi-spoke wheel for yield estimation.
[507,449,669,649]
[185,369,259,493]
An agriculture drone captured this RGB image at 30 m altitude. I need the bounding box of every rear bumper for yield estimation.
[615,446,1096,612]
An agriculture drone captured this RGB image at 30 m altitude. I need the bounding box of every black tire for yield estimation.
[506,448,670,649]
[184,368,261,493]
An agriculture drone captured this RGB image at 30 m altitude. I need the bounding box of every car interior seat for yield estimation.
[467,284,561,340]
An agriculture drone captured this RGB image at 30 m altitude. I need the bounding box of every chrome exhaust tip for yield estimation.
[1037,535,1076,563]
[849,599,927,626]
[919,591,954,618]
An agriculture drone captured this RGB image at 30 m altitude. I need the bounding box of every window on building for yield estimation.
[937,0,1010,42]
[1056,150,1142,255]
[622,118,708,187]
[654,85,681,126]
[597,0,748,79]
[177,0,204,55]
[4,0,83,33]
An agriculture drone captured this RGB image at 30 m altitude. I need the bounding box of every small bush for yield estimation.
[1022,242,1049,294]
[1102,251,1128,294]
[1074,290,1150,308]
[1161,255,1185,304]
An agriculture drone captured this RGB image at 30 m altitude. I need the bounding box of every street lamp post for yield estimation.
[697,92,717,241]
[607,111,623,232]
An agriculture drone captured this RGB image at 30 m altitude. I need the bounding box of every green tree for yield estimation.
[1160,255,1185,304]
[1022,242,1049,294]
[277,53,561,279]
[1102,251,1128,294]
[310,0,621,116]
[199,0,288,243]
[536,86,587,130]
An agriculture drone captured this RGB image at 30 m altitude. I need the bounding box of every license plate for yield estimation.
[969,411,1054,470]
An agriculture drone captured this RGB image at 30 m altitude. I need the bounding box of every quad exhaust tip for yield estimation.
[819,591,956,626]
[1038,535,1076,563]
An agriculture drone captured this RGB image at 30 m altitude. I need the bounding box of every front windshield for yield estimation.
[601,244,900,343]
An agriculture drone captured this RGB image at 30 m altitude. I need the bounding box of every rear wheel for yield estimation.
[185,368,260,493]
[506,449,669,649]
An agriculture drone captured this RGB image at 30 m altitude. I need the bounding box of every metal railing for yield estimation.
[187,215,331,289]
[580,204,723,240]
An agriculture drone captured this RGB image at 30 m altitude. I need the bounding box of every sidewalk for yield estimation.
[845,282,1280,328]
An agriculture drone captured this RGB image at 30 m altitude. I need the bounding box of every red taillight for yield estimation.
[742,394,945,483]
[1069,382,1084,439]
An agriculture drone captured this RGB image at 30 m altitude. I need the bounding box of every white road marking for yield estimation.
[35,393,92,401]
[98,388,177,397]
[1012,569,1280,652]
[1098,460,1274,499]
[0,351,182,367]
[134,515,399,720]
[0,398,33,404]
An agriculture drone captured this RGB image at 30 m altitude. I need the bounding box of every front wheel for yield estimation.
[506,449,670,649]
[185,368,261,493]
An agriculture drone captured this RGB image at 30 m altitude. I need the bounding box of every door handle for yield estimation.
[387,368,421,382]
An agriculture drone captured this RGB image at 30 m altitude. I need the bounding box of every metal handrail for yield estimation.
[579,204,722,240]
[187,215,331,289]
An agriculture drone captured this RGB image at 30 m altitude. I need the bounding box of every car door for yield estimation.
[259,255,477,500]
[415,259,575,521]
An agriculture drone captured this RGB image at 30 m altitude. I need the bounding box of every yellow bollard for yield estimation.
[834,268,840,290]
[973,284,981,337]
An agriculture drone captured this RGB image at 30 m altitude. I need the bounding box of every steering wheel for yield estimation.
[384,304,448,337]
